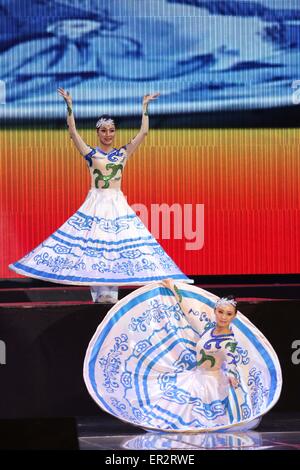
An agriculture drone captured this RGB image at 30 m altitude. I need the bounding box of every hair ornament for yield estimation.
[215,297,237,309]
[96,117,115,129]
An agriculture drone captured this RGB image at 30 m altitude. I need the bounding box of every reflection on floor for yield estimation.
[77,412,300,451]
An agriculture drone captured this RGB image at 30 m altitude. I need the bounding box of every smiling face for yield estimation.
[97,124,116,147]
[214,303,236,331]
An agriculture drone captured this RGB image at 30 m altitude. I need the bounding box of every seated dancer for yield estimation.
[84,279,282,432]
[9,90,193,303]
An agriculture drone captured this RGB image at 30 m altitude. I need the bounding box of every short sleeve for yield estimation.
[224,340,238,378]
[83,147,97,167]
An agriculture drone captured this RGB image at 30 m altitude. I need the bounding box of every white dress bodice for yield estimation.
[84,146,128,190]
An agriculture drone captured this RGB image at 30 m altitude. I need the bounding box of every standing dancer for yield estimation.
[9,89,193,303]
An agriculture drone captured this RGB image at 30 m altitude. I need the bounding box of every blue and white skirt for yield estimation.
[83,281,282,432]
[9,188,192,286]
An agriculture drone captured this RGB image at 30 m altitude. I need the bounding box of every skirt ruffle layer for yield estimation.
[9,188,193,286]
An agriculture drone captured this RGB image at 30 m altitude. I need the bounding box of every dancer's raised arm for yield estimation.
[126,93,160,157]
[57,88,91,157]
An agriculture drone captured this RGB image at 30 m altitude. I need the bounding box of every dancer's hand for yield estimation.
[161,278,176,291]
[57,87,72,107]
[229,376,239,389]
[143,93,160,106]
[161,278,185,308]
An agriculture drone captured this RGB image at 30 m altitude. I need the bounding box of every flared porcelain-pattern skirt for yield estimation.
[9,188,192,286]
[83,281,282,432]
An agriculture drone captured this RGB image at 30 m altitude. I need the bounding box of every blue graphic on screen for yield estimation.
[0,0,299,119]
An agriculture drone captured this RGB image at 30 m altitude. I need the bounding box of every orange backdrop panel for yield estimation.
[1,128,299,278]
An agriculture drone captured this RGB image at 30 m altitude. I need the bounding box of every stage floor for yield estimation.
[77,412,300,451]
[1,278,300,451]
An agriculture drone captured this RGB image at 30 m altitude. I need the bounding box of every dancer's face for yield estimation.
[97,124,116,147]
[214,304,236,330]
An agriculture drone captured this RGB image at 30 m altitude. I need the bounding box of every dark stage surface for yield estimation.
[0,275,300,417]
[0,412,299,451]
[0,275,300,450]
[77,411,300,451]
